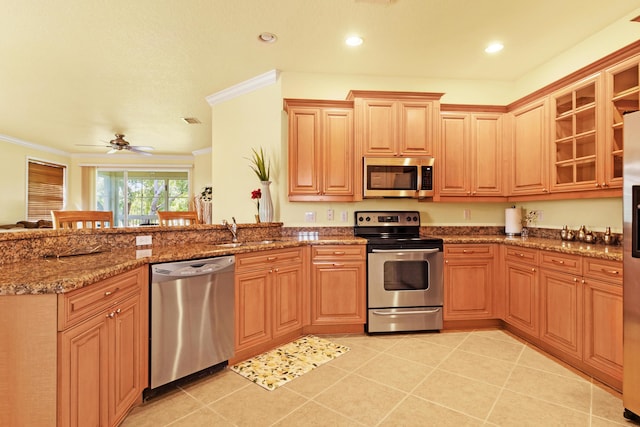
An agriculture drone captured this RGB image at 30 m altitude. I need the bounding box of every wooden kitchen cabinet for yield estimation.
[504,247,540,337]
[603,54,639,189]
[509,98,550,196]
[284,99,355,201]
[440,110,505,198]
[550,74,603,192]
[57,266,148,427]
[348,90,443,157]
[582,258,623,384]
[310,245,366,325]
[443,244,495,320]
[234,248,305,356]
[539,252,584,360]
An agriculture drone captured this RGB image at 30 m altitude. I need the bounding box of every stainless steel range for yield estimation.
[354,210,444,333]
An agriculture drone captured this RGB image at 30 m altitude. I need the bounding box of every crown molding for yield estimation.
[0,133,69,156]
[192,146,212,156]
[206,69,280,106]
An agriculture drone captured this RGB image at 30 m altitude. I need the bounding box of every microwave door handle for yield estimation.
[416,166,422,194]
[371,248,440,254]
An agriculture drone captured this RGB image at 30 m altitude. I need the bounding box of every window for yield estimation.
[27,159,66,221]
[96,169,190,226]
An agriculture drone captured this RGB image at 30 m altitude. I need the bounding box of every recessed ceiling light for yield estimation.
[258,32,277,43]
[345,35,363,47]
[485,42,504,54]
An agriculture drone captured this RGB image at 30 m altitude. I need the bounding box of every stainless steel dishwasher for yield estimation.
[149,255,235,391]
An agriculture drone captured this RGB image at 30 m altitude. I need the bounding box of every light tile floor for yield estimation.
[121,329,629,426]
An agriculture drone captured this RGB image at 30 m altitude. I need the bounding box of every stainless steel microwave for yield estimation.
[363,157,435,198]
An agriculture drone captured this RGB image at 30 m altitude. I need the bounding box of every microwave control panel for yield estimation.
[421,166,433,190]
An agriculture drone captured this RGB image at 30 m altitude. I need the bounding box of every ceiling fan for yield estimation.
[77,134,154,155]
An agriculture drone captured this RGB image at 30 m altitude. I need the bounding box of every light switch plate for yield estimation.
[304,211,316,223]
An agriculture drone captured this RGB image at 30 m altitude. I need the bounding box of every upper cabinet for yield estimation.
[284,99,355,202]
[550,74,603,192]
[440,109,506,198]
[603,54,640,189]
[509,98,550,196]
[348,91,443,157]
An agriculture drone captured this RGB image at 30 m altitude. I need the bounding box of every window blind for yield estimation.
[27,160,65,221]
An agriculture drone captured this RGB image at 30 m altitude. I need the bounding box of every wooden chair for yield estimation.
[51,210,114,229]
[157,211,199,226]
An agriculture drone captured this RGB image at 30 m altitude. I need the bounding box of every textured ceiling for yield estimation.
[1,0,639,155]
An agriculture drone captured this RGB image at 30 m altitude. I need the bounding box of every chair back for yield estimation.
[51,210,114,229]
[157,211,199,226]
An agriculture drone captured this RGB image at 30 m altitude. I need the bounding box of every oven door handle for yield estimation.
[371,248,440,254]
[372,308,441,316]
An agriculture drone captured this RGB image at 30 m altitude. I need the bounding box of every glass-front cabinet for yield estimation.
[604,55,640,188]
[550,75,600,192]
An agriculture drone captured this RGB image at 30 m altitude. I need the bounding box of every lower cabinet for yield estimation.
[443,244,495,320]
[234,248,305,356]
[311,245,366,325]
[504,247,540,338]
[57,266,148,427]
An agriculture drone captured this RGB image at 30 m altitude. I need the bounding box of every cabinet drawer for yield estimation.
[58,267,143,331]
[312,245,366,260]
[584,258,623,285]
[445,244,494,258]
[236,247,303,271]
[540,251,582,275]
[504,246,538,264]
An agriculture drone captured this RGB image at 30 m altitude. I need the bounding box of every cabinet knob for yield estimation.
[445,260,449,264]
[602,182,608,188]
[531,268,536,272]
[581,279,586,284]
[595,183,600,188]
[107,311,116,319]
[573,277,578,282]
[542,188,548,193]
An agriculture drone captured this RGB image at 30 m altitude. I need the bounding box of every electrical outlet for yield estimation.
[136,235,152,246]
[340,210,348,222]
[463,209,471,220]
[304,211,316,223]
[327,209,334,221]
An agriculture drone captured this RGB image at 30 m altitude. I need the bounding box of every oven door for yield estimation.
[367,248,443,309]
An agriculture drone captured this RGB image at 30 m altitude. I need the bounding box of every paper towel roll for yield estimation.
[505,208,522,236]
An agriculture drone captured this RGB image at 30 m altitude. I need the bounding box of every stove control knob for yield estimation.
[413,216,418,222]
[358,216,364,222]
[365,216,371,222]
[406,216,412,222]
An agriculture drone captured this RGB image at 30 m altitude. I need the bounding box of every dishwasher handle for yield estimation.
[152,256,235,278]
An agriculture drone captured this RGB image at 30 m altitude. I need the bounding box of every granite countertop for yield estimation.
[0,234,622,296]
[0,236,366,296]
[439,235,623,262]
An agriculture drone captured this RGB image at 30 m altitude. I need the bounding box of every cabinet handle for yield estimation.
[551,259,565,265]
[462,250,474,254]
[601,269,620,276]
[333,263,345,267]
[333,251,345,255]
[104,288,119,296]
[267,256,277,261]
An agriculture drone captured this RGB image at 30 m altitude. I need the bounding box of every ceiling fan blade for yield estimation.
[127,147,153,156]
[107,148,119,154]
[130,145,154,151]
[76,144,110,147]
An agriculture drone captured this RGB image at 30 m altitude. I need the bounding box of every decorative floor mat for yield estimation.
[229,335,350,391]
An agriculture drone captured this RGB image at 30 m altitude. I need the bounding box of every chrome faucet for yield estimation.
[222,217,238,242]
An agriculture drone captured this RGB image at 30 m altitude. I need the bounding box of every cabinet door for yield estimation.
[322,108,354,198]
[272,264,304,338]
[287,107,322,197]
[311,261,365,324]
[109,294,143,426]
[398,100,434,155]
[472,113,504,196]
[440,113,470,195]
[444,258,493,320]
[59,312,110,427]
[361,99,397,156]
[539,269,583,359]
[235,270,271,351]
[550,75,601,192]
[505,261,539,337]
[583,278,623,381]
[510,99,550,195]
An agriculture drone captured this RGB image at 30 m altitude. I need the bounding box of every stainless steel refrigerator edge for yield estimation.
[623,110,640,419]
